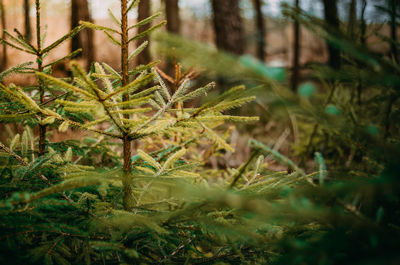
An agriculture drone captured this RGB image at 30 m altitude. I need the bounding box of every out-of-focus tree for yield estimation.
[137,0,151,65]
[0,0,6,71]
[291,0,300,92]
[71,0,94,69]
[252,0,266,61]
[164,0,180,75]
[24,0,31,42]
[211,0,244,55]
[323,0,341,69]
[347,0,356,40]
[384,0,399,138]
[389,0,398,63]
[360,0,367,44]
[165,0,180,34]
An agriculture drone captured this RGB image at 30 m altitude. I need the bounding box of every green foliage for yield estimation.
[0,0,399,264]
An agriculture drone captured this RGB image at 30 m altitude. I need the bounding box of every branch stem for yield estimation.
[36,0,46,156]
[121,0,133,211]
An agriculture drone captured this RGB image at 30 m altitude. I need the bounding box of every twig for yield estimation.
[17,91,71,114]
[0,141,28,166]
[161,236,195,262]
[229,151,259,188]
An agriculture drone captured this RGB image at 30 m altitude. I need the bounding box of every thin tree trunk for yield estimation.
[347,0,356,39]
[211,0,244,55]
[360,0,367,45]
[389,0,398,63]
[356,0,368,105]
[137,0,151,65]
[24,0,31,42]
[323,0,341,69]
[121,0,133,211]
[0,0,6,71]
[36,0,46,156]
[165,0,180,75]
[165,0,180,34]
[291,0,300,92]
[384,94,397,139]
[71,0,94,69]
[386,0,399,138]
[71,0,79,53]
[252,0,266,61]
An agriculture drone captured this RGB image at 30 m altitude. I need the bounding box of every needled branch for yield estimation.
[229,151,259,188]
[0,141,51,185]
[121,0,134,211]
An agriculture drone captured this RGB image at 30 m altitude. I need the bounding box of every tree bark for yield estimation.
[121,0,134,211]
[360,0,367,45]
[137,0,151,65]
[164,0,180,74]
[211,0,244,55]
[0,0,6,71]
[347,0,356,39]
[386,0,399,138]
[165,0,180,34]
[71,0,94,69]
[323,0,341,69]
[291,0,300,92]
[252,0,266,61]
[35,0,46,156]
[24,0,31,42]
[389,0,398,64]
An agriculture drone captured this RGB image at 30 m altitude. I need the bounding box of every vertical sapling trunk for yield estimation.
[121,0,133,211]
[35,0,46,156]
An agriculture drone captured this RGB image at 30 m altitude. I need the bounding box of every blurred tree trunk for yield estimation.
[164,0,180,75]
[356,0,367,105]
[0,0,6,71]
[389,0,398,63]
[323,0,341,69]
[291,0,300,92]
[252,0,266,61]
[360,0,367,45]
[385,0,399,138]
[137,0,151,65]
[24,0,31,42]
[347,0,356,39]
[211,0,244,55]
[71,0,94,69]
[165,0,180,34]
